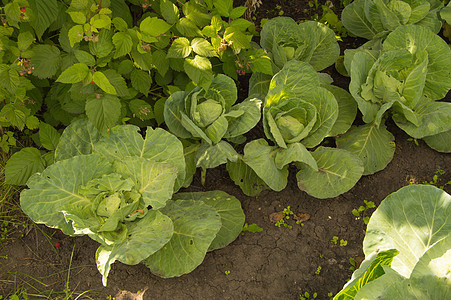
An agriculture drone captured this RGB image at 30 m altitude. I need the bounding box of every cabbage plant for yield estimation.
[337,25,451,175]
[228,61,363,199]
[249,17,340,98]
[342,0,444,40]
[334,184,451,299]
[164,74,261,184]
[20,119,245,285]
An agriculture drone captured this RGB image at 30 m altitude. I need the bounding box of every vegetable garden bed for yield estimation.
[0,0,450,299]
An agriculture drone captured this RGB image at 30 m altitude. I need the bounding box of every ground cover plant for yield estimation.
[0,0,450,298]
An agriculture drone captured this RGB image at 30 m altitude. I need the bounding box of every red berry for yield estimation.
[55,242,61,248]
[91,80,95,84]
[20,7,26,13]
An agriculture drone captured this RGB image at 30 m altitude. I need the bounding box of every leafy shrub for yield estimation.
[337,24,451,175]
[334,184,451,299]
[0,0,269,146]
[19,119,245,285]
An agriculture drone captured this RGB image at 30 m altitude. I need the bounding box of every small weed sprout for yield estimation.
[315,266,322,275]
[331,236,347,246]
[352,200,376,225]
[300,291,318,300]
[224,270,230,275]
[275,206,294,229]
[331,236,338,245]
[423,166,450,189]
[407,137,420,146]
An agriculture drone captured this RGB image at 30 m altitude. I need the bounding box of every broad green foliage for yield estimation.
[20,119,245,285]
[334,185,451,299]
[260,17,340,72]
[342,0,444,40]
[164,74,261,182]
[249,17,340,99]
[232,61,363,198]
[338,25,451,174]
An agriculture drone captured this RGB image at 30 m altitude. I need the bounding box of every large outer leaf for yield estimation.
[114,157,177,210]
[393,102,451,139]
[334,249,400,300]
[336,123,395,175]
[342,0,378,39]
[243,139,289,191]
[296,147,364,199]
[143,200,221,278]
[423,130,451,153]
[226,159,267,196]
[94,125,186,191]
[323,85,357,137]
[195,140,239,169]
[411,236,451,279]
[260,17,339,71]
[20,154,114,235]
[274,142,318,171]
[296,21,340,71]
[383,25,451,100]
[375,276,451,299]
[363,185,451,278]
[248,72,272,99]
[55,119,101,161]
[96,210,173,286]
[225,98,262,139]
[164,91,193,139]
[348,50,380,124]
[172,190,245,251]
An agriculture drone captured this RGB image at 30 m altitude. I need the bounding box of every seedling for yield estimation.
[274,206,294,229]
[352,200,376,225]
[315,266,322,275]
[224,270,230,275]
[331,236,347,246]
[423,166,450,189]
[300,291,318,300]
[407,137,420,146]
[241,223,263,233]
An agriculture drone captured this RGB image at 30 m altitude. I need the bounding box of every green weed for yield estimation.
[300,291,318,300]
[352,200,376,225]
[423,166,450,189]
[275,206,294,229]
[331,236,347,246]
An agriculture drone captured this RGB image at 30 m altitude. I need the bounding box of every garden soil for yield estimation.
[1,1,451,299]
